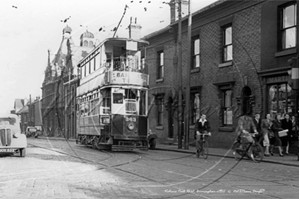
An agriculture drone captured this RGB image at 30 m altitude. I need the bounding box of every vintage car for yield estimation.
[26,126,42,138]
[0,114,27,157]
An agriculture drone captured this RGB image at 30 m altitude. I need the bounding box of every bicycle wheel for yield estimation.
[201,141,209,159]
[251,143,264,163]
[233,141,244,160]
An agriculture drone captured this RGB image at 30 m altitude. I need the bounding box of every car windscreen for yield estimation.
[0,117,16,125]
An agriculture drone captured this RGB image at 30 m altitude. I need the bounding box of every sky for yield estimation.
[0,0,216,115]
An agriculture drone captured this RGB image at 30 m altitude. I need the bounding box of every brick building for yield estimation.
[144,0,298,148]
[41,26,95,138]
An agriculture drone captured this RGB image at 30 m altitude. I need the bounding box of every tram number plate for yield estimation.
[0,149,15,152]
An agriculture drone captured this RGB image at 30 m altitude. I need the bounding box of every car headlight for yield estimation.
[127,122,135,131]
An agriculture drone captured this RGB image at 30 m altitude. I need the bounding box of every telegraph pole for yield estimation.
[177,0,183,149]
[184,0,191,149]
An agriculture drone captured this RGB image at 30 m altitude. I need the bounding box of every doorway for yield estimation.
[167,97,174,138]
[242,86,252,115]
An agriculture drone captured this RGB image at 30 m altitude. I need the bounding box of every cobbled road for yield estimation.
[0,138,298,199]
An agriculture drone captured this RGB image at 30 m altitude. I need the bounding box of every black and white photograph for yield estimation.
[0,0,298,198]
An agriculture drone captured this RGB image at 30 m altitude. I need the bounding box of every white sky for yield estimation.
[0,0,216,115]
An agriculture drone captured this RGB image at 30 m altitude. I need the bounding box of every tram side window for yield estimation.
[100,89,111,114]
[106,53,112,69]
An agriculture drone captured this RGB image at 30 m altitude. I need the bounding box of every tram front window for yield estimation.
[124,89,137,114]
[125,100,137,114]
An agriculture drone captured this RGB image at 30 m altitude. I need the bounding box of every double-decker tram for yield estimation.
[76,37,149,151]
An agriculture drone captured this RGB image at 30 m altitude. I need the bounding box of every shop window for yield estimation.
[269,83,293,118]
[280,3,297,50]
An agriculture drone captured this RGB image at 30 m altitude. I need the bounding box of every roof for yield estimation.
[0,113,19,119]
[80,30,94,39]
[17,105,28,114]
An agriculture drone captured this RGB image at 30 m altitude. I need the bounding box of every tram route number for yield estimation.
[0,149,15,152]
[125,117,136,122]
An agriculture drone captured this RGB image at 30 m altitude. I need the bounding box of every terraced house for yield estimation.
[144,0,298,148]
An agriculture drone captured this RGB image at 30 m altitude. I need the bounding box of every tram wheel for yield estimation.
[96,143,112,150]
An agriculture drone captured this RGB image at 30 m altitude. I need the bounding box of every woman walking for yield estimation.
[281,113,293,155]
[261,113,272,156]
[271,114,284,156]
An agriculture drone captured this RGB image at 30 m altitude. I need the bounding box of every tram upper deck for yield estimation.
[77,37,149,97]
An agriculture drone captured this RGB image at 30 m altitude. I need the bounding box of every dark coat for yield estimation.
[271,120,283,146]
[194,119,210,138]
[281,119,293,137]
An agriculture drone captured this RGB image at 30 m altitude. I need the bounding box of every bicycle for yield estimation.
[232,132,264,163]
[196,132,211,159]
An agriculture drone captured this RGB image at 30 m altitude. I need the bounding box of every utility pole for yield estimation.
[177,0,183,149]
[184,0,191,149]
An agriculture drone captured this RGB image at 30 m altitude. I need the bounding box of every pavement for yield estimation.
[36,136,299,167]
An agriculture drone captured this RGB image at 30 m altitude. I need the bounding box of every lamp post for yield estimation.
[184,0,191,149]
[177,0,183,149]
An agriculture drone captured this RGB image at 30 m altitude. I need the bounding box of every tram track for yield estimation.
[129,150,298,199]
[140,150,299,188]
[27,143,212,199]
[28,142,298,199]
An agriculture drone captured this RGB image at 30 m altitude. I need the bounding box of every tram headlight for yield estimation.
[127,122,135,131]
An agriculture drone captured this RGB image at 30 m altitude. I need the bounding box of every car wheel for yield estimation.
[149,138,156,149]
[20,148,26,157]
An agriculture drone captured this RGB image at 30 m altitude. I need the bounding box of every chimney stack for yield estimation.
[169,0,188,24]
[128,17,142,40]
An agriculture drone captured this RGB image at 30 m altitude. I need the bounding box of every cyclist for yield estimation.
[234,111,259,158]
[194,114,211,155]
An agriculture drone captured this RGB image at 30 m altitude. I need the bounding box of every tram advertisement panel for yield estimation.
[109,71,148,86]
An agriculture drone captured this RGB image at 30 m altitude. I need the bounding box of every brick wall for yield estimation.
[145,0,272,148]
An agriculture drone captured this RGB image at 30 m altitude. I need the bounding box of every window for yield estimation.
[139,90,146,116]
[280,3,297,50]
[113,93,123,104]
[191,92,200,124]
[269,83,294,118]
[141,57,145,71]
[222,25,233,62]
[191,35,200,69]
[83,64,86,77]
[222,90,233,126]
[157,51,164,79]
[156,95,164,126]
[84,40,88,47]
